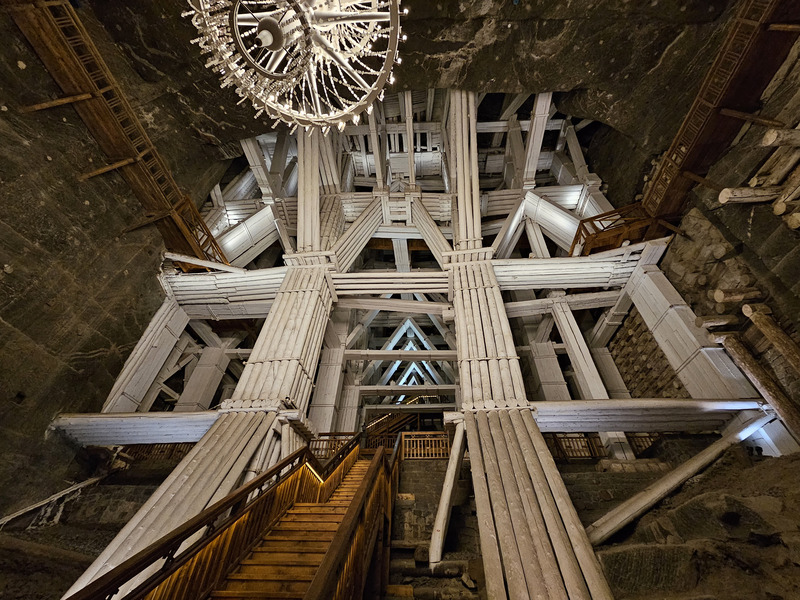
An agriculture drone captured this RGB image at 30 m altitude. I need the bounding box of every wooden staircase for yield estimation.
[209,459,372,599]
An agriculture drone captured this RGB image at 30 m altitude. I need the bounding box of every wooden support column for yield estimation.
[720,334,800,442]
[225,266,335,411]
[368,104,385,189]
[463,412,507,600]
[551,299,608,400]
[522,92,552,183]
[102,298,189,413]
[519,410,614,599]
[587,292,632,348]
[173,347,230,412]
[393,237,412,300]
[552,299,634,459]
[524,191,581,252]
[308,316,349,432]
[331,197,383,272]
[490,93,529,148]
[404,90,416,187]
[524,218,550,258]
[337,385,361,431]
[586,412,774,545]
[428,421,466,567]
[241,136,278,199]
[297,129,321,252]
[530,342,571,401]
[65,411,276,596]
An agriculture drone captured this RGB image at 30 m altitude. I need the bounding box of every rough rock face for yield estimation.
[598,448,800,600]
[87,0,736,151]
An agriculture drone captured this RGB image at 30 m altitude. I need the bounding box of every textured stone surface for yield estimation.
[0,7,228,515]
[560,466,666,526]
[599,449,800,599]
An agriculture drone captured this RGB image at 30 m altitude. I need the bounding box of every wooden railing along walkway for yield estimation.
[62,434,365,600]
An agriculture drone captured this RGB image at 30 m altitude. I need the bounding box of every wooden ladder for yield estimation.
[209,459,372,599]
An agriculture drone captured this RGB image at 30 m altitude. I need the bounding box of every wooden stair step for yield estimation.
[209,592,304,599]
[271,520,341,531]
[242,552,324,566]
[228,565,317,580]
[262,530,336,542]
[287,505,347,514]
[282,513,344,523]
[253,540,330,553]
[222,580,309,594]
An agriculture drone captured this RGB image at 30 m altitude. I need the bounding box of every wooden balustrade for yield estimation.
[64,434,362,600]
[568,202,677,256]
[308,432,356,460]
[544,432,606,460]
[401,432,451,459]
[306,435,401,600]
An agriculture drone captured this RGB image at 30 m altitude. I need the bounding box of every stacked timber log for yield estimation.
[608,308,689,399]
[491,248,642,290]
[271,196,298,230]
[625,265,756,399]
[716,125,800,227]
[448,90,482,250]
[331,271,449,295]
[224,266,334,411]
[163,267,288,319]
[657,208,763,319]
[452,262,527,409]
[464,409,613,600]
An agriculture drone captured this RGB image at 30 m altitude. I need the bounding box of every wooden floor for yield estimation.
[208,459,371,599]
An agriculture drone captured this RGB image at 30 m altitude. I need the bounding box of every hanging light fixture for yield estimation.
[184,0,401,129]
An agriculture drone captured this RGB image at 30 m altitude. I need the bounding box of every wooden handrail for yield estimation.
[65,433,361,600]
[305,448,386,600]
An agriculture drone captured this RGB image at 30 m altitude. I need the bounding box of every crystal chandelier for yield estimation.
[185,0,402,131]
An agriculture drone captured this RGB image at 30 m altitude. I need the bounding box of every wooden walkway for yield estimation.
[210,459,371,599]
[8,0,226,267]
